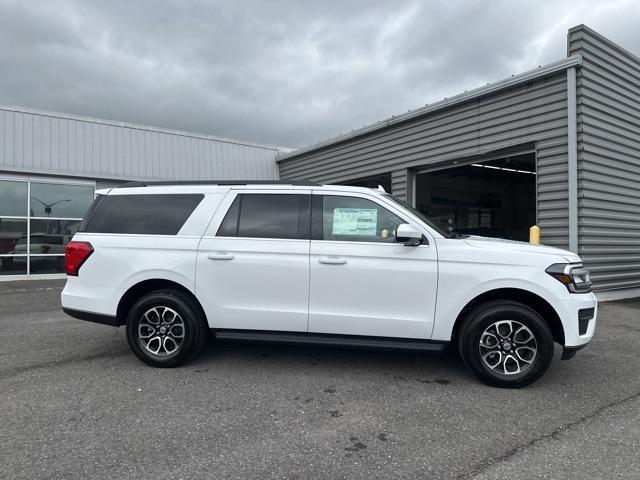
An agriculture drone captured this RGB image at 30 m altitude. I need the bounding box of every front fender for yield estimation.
[431,271,566,341]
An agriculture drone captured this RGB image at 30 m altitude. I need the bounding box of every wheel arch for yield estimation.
[116,278,208,327]
[451,288,565,346]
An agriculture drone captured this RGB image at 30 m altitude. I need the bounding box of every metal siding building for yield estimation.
[569,27,640,293]
[0,106,282,184]
[278,25,640,298]
[0,107,283,277]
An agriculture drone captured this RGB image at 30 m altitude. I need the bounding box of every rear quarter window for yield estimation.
[81,194,204,235]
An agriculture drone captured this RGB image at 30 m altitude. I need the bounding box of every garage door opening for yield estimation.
[415,153,536,241]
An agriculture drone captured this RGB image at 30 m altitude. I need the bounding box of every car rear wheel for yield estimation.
[458,300,554,388]
[126,289,207,367]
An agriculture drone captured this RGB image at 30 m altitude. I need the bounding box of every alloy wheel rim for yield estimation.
[479,320,537,375]
[137,306,185,356]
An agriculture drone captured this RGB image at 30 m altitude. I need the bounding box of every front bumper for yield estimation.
[554,292,597,357]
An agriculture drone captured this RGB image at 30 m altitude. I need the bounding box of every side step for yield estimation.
[212,330,448,352]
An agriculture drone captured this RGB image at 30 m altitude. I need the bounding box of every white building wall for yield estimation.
[0,105,283,182]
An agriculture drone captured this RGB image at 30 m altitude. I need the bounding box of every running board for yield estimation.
[212,330,448,352]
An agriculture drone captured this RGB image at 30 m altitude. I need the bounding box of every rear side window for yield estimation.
[217,194,309,239]
[81,194,204,235]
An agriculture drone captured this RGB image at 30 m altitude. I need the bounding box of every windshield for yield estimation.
[383,193,457,238]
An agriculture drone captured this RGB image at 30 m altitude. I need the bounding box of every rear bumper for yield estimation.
[61,277,118,316]
[62,307,123,327]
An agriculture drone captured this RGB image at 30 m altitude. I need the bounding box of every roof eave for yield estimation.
[277,54,583,162]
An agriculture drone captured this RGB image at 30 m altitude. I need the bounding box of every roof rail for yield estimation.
[117,180,319,188]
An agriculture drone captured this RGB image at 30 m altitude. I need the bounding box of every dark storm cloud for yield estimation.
[0,0,638,147]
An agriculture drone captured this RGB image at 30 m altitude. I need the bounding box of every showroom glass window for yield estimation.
[0,178,94,275]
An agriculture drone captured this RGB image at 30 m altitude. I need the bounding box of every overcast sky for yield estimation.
[0,0,638,148]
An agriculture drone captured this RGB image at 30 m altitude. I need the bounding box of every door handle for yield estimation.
[318,256,347,265]
[207,252,235,261]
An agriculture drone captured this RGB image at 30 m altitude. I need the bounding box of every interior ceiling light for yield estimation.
[471,163,536,175]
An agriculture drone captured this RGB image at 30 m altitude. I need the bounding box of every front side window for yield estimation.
[315,195,406,243]
[216,194,309,240]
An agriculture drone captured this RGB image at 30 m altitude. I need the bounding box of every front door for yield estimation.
[308,191,438,339]
[196,190,311,332]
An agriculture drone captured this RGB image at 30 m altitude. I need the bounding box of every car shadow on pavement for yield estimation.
[192,338,471,381]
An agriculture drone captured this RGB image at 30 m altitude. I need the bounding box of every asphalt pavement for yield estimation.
[1,279,639,479]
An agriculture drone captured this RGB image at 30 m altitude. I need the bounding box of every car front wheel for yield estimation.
[458,300,554,388]
[126,289,207,368]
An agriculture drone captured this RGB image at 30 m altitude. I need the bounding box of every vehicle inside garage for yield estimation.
[414,153,536,241]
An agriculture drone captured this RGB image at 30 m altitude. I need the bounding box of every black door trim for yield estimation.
[213,329,448,352]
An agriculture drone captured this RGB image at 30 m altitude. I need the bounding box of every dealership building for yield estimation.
[0,109,283,276]
[1,25,640,299]
[278,25,640,299]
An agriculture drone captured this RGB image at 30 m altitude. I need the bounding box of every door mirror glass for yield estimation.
[395,224,424,246]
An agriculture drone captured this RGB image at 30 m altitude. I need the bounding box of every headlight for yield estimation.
[546,263,592,293]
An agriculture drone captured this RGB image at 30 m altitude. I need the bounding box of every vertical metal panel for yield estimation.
[391,170,408,202]
[567,67,579,253]
[279,74,571,250]
[569,25,640,291]
[0,106,281,182]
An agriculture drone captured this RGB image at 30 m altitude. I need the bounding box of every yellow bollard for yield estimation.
[529,225,540,244]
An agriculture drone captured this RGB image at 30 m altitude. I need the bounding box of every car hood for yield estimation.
[462,236,581,263]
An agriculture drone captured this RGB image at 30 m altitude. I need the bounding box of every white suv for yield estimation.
[61,181,597,387]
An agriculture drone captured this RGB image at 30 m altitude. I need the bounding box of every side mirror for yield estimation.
[395,224,425,246]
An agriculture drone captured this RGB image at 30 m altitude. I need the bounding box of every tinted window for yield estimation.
[30,219,80,252]
[0,219,27,254]
[316,195,406,243]
[217,194,308,239]
[217,196,241,237]
[83,194,204,235]
[0,180,28,217]
[30,182,94,218]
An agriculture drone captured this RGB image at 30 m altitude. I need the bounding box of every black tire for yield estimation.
[458,300,554,388]
[125,289,207,368]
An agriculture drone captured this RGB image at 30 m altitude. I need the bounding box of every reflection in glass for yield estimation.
[0,180,28,217]
[0,219,28,254]
[0,256,27,275]
[29,219,81,254]
[30,182,94,218]
[322,196,404,243]
[29,255,65,274]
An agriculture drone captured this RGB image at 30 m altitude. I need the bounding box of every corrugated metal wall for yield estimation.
[0,106,280,181]
[570,26,640,291]
[279,74,571,250]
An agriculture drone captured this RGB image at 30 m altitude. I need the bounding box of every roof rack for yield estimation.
[117,180,319,188]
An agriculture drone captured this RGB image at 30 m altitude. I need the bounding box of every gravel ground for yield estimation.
[1,279,639,479]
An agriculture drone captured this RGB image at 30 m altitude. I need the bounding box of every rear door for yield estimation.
[308,191,438,339]
[196,189,311,332]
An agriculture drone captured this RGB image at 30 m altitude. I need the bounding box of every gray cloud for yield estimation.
[0,0,639,147]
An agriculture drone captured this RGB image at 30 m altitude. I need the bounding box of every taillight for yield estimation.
[65,241,94,276]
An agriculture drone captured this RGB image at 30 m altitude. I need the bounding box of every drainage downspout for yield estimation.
[567,66,578,254]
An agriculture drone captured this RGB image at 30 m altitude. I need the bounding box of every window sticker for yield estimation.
[332,208,378,236]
